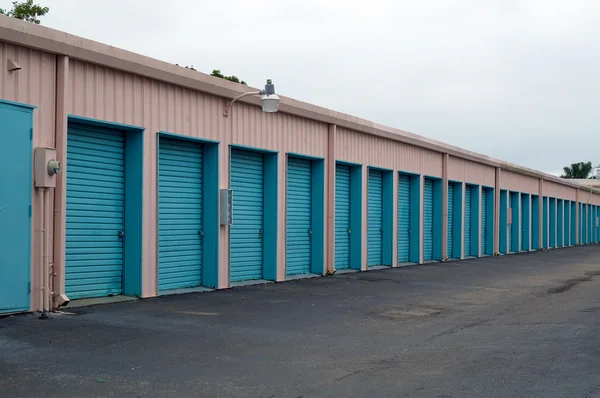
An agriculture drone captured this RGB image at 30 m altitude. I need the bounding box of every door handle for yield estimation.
[198,230,204,238]
[308,229,312,235]
[117,231,124,239]
[258,229,263,238]
[347,228,351,234]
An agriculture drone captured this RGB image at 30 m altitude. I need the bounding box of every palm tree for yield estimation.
[561,162,593,179]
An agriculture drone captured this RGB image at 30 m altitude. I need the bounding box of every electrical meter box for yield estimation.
[34,147,60,188]
[220,189,233,225]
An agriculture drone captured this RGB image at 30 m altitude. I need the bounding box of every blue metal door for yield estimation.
[557,200,563,247]
[286,157,312,276]
[0,104,32,313]
[549,198,556,247]
[543,197,548,249]
[230,149,264,282]
[335,164,351,269]
[447,183,454,259]
[571,202,576,246]
[464,186,472,256]
[564,200,570,246]
[481,188,487,255]
[66,123,125,299]
[509,194,513,251]
[423,179,434,261]
[367,169,383,266]
[398,174,411,263]
[158,137,203,291]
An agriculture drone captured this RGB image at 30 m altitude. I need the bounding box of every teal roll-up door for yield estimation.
[335,164,351,269]
[464,185,472,256]
[481,189,487,255]
[286,157,312,276]
[564,201,570,246]
[398,174,411,263]
[447,183,454,259]
[509,194,513,251]
[66,124,125,299]
[157,138,203,291]
[230,149,264,282]
[423,179,434,261]
[367,169,383,266]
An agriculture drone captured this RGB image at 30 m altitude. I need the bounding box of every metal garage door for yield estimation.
[571,202,576,246]
[158,137,203,291]
[423,178,434,261]
[464,185,472,256]
[398,174,411,263]
[0,104,32,313]
[286,157,312,276]
[66,124,125,299]
[335,164,351,269]
[481,188,487,255]
[549,198,556,248]
[230,149,264,282]
[557,200,563,247]
[367,169,383,266]
[564,201,570,246]
[509,194,513,251]
[447,183,454,259]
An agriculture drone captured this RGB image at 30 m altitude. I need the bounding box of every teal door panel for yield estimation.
[286,157,312,276]
[447,183,454,259]
[423,178,434,261]
[509,194,514,251]
[557,200,563,247]
[158,137,203,291]
[335,164,351,269]
[367,169,383,266]
[571,202,576,245]
[481,188,487,255]
[549,198,556,247]
[230,149,264,282]
[0,104,32,313]
[398,174,411,263]
[66,124,125,299]
[464,186,472,256]
[563,201,569,246]
[543,197,548,248]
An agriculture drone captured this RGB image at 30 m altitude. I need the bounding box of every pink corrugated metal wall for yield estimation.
[67,60,329,294]
[500,170,540,194]
[0,43,56,311]
[448,156,496,187]
[544,181,577,201]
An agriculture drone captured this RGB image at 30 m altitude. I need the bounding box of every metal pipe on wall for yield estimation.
[38,189,44,312]
[43,188,51,312]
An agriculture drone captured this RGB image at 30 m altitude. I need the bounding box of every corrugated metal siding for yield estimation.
[398,174,411,263]
[335,164,351,269]
[448,156,495,187]
[544,181,577,201]
[65,124,125,299]
[157,137,203,291]
[423,179,434,261]
[286,157,312,276]
[230,149,264,282]
[447,183,454,259]
[500,171,539,194]
[336,128,443,177]
[465,186,472,256]
[367,169,383,266]
[0,43,56,310]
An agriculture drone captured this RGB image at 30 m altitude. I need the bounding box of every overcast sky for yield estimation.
[28,0,600,175]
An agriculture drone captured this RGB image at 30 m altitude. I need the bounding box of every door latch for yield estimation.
[198,230,204,238]
[258,229,263,238]
[117,231,125,239]
[308,229,312,235]
[347,228,351,234]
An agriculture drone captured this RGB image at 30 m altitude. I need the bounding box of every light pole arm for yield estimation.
[223,90,262,117]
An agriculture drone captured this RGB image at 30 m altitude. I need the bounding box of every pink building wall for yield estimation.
[3,16,600,312]
[0,42,56,311]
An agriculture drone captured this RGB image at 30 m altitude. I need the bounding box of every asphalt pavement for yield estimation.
[2,246,600,397]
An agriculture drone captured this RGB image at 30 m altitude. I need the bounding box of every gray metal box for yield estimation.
[220,189,233,225]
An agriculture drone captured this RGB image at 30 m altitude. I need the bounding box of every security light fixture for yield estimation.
[223,79,280,117]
